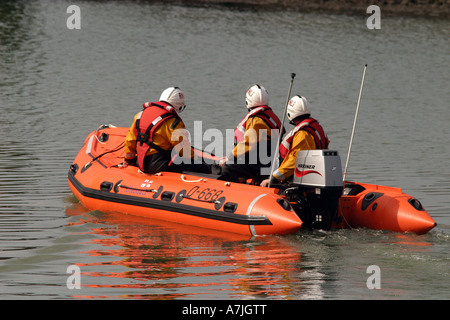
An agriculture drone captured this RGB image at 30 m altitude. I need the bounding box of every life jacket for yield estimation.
[234,105,282,144]
[134,101,181,171]
[279,117,328,159]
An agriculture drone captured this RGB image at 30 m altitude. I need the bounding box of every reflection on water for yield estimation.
[65,201,309,299]
[62,197,449,300]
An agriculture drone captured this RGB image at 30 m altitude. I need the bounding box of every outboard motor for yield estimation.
[284,150,343,230]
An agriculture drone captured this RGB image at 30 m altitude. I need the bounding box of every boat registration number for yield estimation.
[186,186,224,202]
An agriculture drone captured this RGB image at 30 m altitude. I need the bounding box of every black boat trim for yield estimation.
[68,170,272,226]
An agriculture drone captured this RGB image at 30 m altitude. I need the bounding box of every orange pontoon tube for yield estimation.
[337,182,436,235]
[68,126,435,235]
[68,126,302,236]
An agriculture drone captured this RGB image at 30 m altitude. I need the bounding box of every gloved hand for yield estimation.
[260,178,270,187]
[121,157,135,168]
[260,177,279,187]
[216,156,228,166]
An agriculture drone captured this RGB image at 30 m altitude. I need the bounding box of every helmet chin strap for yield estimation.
[290,114,311,125]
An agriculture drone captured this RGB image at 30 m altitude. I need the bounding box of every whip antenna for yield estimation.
[268,73,296,188]
[343,64,367,182]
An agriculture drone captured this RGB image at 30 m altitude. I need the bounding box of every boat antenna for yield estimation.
[268,72,296,188]
[343,64,367,182]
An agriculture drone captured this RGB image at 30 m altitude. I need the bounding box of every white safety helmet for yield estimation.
[245,84,269,109]
[159,87,186,112]
[287,95,311,121]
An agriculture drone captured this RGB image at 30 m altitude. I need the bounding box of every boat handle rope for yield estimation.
[180,174,206,183]
[84,140,125,169]
[118,183,221,205]
[96,123,117,131]
[117,183,158,193]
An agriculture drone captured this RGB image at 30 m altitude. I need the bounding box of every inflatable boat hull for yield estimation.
[68,127,303,236]
[68,126,436,235]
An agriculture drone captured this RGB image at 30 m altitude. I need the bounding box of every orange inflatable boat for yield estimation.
[68,126,302,236]
[68,125,436,236]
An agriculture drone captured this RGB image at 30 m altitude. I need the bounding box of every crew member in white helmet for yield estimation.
[260,95,329,187]
[123,87,212,174]
[218,84,283,183]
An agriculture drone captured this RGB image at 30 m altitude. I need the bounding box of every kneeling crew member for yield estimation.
[123,87,211,174]
[260,95,329,187]
[219,84,283,183]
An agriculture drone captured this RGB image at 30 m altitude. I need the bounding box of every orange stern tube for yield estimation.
[339,182,436,234]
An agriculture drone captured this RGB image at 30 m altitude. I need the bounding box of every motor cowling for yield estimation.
[287,150,343,230]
